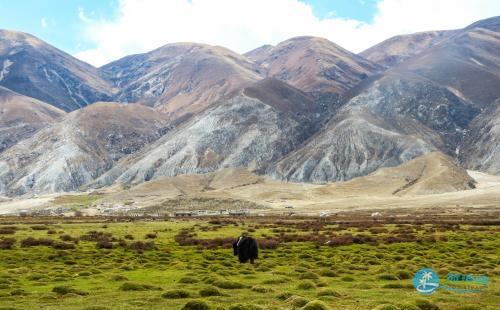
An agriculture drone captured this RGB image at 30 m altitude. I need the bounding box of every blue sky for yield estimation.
[0,0,496,66]
[0,0,377,55]
[0,0,119,54]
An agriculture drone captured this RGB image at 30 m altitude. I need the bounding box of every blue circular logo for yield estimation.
[413,268,440,294]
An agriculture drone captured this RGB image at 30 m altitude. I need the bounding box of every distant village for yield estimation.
[10,203,251,217]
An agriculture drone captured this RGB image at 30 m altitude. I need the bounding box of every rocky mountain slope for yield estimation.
[0,16,498,197]
[90,79,320,188]
[360,30,453,67]
[101,43,263,121]
[0,30,114,111]
[269,72,478,183]
[0,86,65,153]
[245,36,380,94]
[95,152,476,211]
[0,103,169,196]
[396,16,500,109]
[460,100,500,174]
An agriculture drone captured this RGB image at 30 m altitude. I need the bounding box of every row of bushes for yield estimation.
[175,227,448,250]
[1,232,156,252]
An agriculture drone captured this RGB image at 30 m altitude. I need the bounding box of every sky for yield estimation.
[0,0,498,66]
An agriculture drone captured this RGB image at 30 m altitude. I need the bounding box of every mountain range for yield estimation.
[0,16,499,197]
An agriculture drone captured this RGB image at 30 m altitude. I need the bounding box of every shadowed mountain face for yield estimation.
[269,72,479,183]
[360,30,454,67]
[460,100,500,174]
[90,79,321,188]
[245,36,381,94]
[0,86,65,153]
[101,43,263,121]
[0,30,114,111]
[0,103,170,196]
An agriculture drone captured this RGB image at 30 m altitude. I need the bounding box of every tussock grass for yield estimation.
[0,217,497,309]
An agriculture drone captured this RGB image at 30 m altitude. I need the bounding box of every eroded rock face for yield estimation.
[460,101,500,174]
[0,30,114,111]
[0,86,65,153]
[92,93,315,187]
[102,43,263,121]
[269,73,478,183]
[0,103,169,196]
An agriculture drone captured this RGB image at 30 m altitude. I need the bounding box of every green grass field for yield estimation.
[0,217,498,310]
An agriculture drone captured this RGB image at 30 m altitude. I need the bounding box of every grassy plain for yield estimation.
[0,215,498,310]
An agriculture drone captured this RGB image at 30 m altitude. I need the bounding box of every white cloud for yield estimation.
[78,7,93,23]
[41,17,48,28]
[75,0,500,66]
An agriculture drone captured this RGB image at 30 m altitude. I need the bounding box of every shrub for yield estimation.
[212,279,245,289]
[96,239,113,249]
[396,270,411,279]
[111,275,128,281]
[80,231,113,242]
[202,276,217,284]
[262,277,288,284]
[178,276,199,284]
[341,276,354,282]
[30,225,48,230]
[415,300,439,310]
[162,289,191,299]
[378,274,399,281]
[286,296,309,307]
[276,292,293,300]
[301,300,330,310]
[119,282,161,291]
[124,234,134,240]
[53,242,76,250]
[199,286,222,297]
[0,238,15,249]
[145,233,157,239]
[317,289,341,297]
[258,238,279,249]
[59,235,78,243]
[10,289,28,296]
[128,241,155,252]
[27,273,46,280]
[21,237,54,247]
[319,270,337,277]
[299,271,319,280]
[251,285,272,293]
[52,286,88,296]
[297,280,316,290]
[181,301,210,310]
[0,227,16,234]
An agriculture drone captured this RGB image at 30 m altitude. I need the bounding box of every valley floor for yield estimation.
[0,216,497,310]
[1,168,499,217]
